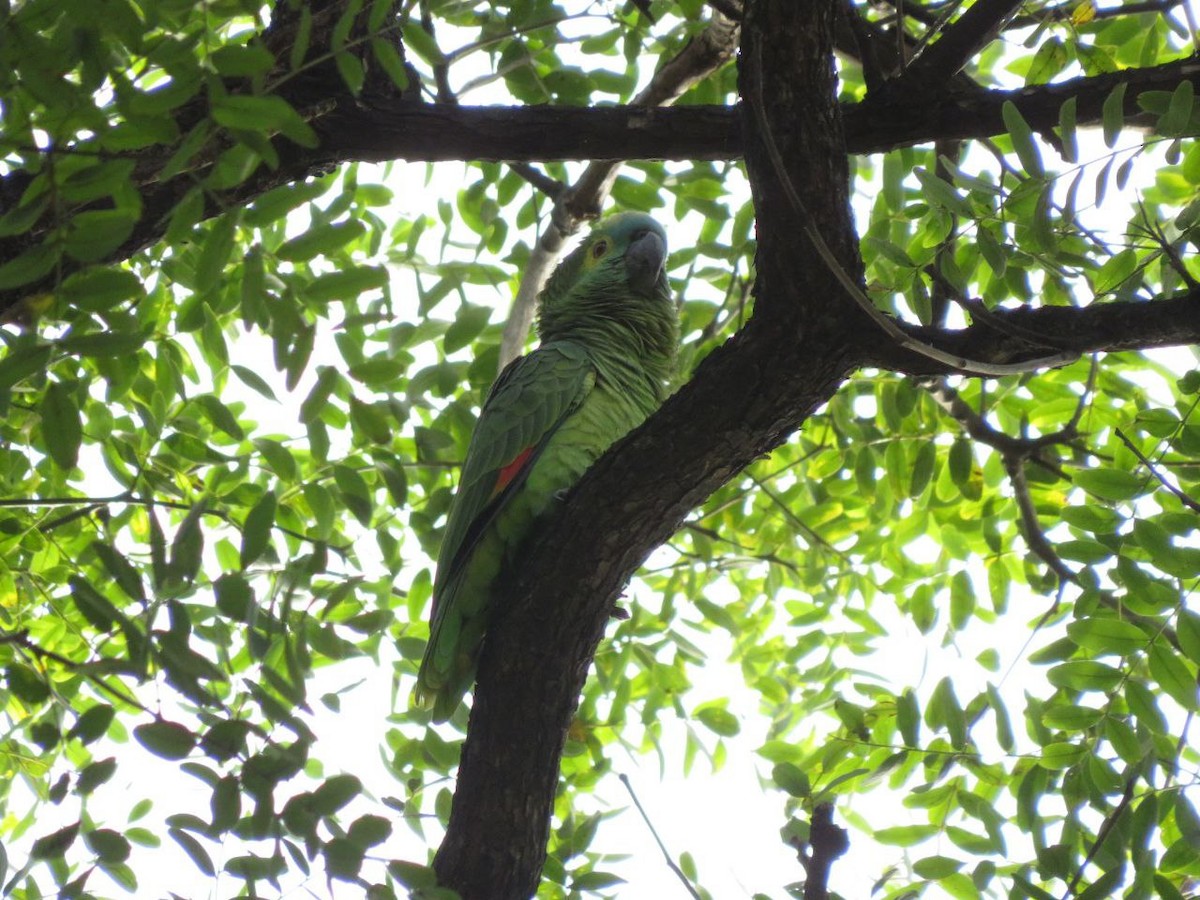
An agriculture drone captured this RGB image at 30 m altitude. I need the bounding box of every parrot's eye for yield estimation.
[590,239,609,260]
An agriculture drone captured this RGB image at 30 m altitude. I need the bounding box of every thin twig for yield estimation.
[1006,456,1078,585]
[924,375,1091,585]
[1061,771,1138,900]
[508,163,566,199]
[2,628,151,713]
[1115,427,1200,514]
[419,0,456,104]
[618,774,703,900]
[0,492,348,551]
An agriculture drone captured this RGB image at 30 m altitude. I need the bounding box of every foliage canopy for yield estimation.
[1,0,1200,898]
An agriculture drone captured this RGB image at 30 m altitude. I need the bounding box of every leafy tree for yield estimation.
[2,0,1200,898]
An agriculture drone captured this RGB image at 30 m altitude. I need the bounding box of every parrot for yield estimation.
[415,212,679,721]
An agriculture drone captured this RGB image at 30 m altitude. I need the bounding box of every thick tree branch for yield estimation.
[861,289,1200,375]
[795,804,850,900]
[903,0,1023,84]
[3,55,1197,317]
[431,2,864,896]
[852,55,1198,153]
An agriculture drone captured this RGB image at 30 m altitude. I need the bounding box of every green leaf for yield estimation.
[1002,101,1044,177]
[986,684,1014,752]
[1027,37,1069,85]
[210,44,276,78]
[1177,609,1200,666]
[60,267,144,312]
[311,774,362,816]
[92,541,147,602]
[210,94,317,147]
[1093,248,1138,295]
[897,689,920,747]
[1047,660,1123,693]
[168,503,206,584]
[77,757,118,795]
[570,871,625,891]
[59,330,147,357]
[277,221,366,262]
[6,663,50,704]
[240,490,277,568]
[303,266,389,304]
[68,705,116,744]
[70,575,120,632]
[695,706,739,737]
[371,38,410,91]
[84,828,132,863]
[402,20,446,66]
[913,855,964,879]
[1073,467,1143,502]
[194,215,238,295]
[771,762,810,798]
[926,677,966,748]
[232,363,277,401]
[135,720,197,760]
[333,465,372,527]
[909,440,936,498]
[1102,81,1128,148]
[1159,79,1195,137]
[1038,741,1086,770]
[1066,617,1147,655]
[41,382,82,469]
[195,394,245,440]
[444,303,494,354]
[347,814,392,849]
[215,573,255,622]
[1148,642,1198,712]
[63,210,137,263]
[209,775,241,835]
[303,482,336,539]
[0,242,59,290]
[874,824,938,846]
[323,837,365,880]
[31,822,80,859]
[170,828,216,876]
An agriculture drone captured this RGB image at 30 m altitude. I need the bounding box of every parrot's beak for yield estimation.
[624,230,668,295]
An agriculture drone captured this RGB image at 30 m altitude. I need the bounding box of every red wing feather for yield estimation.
[491,446,536,500]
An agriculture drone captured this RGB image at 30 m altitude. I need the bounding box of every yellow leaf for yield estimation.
[1071,1,1096,25]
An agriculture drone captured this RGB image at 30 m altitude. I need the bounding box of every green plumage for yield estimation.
[415,212,679,721]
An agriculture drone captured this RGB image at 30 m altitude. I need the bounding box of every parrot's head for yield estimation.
[536,212,674,348]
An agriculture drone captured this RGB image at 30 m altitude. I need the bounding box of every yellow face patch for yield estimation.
[581,235,611,271]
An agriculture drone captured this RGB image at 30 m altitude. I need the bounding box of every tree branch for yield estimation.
[4,54,1197,318]
[795,804,849,900]
[902,0,1023,84]
[862,288,1200,375]
[430,3,865,895]
[618,774,702,900]
[1115,426,1200,514]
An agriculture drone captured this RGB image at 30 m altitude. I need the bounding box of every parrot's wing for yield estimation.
[416,341,594,715]
[432,339,595,612]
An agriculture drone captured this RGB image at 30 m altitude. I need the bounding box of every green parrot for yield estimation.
[415,212,678,721]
